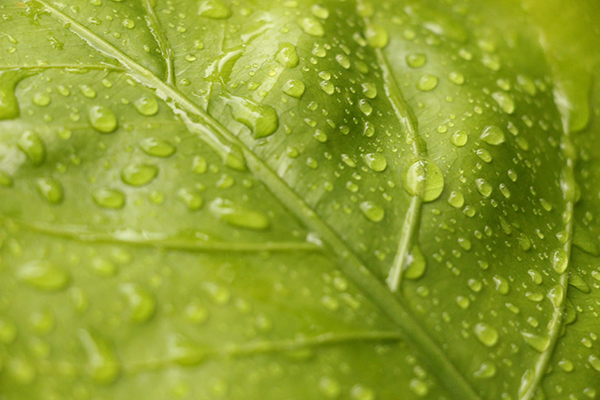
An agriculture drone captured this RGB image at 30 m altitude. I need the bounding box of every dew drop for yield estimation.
[18,260,70,292]
[365,24,389,48]
[276,42,299,68]
[480,126,506,145]
[298,17,325,37]
[474,361,497,379]
[361,83,378,99]
[18,131,46,166]
[450,130,467,147]
[198,0,232,19]
[121,163,158,186]
[177,188,204,211]
[475,178,492,197]
[589,355,600,372]
[521,332,550,352]
[224,94,279,139]
[406,53,427,68]
[79,330,121,384]
[474,323,499,347]
[558,359,574,372]
[402,159,444,202]
[491,91,515,114]
[363,153,387,172]
[448,71,465,85]
[417,74,439,92]
[80,85,97,98]
[409,379,429,397]
[32,93,51,107]
[93,188,126,209]
[552,249,568,274]
[210,198,270,230]
[140,137,176,158]
[168,333,208,366]
[133,95,159,116]
[447,191,465,208]
[358,99,373,116]
[35,177,63,204]
[282,79,305,99]
[318,377,341,398]
[120,284,156,323]
[350,384,375,400]
[0,71,21,120]
[405,245,426,280]
[359,201,385,223]
[320,80,335,95]
[89,106,118,133]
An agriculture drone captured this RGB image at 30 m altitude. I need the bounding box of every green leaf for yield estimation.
[0,0,598,399]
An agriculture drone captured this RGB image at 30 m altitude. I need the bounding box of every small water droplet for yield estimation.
[491,91,515,114]
[93,188,126,209]
[409,379,429,397]
[298,17,324,37]
[36,177,63,204]
[450,130,468,147]
[320,80,335,95]
[140,137,176,158]
[480,126,506,145]
[358,99,373,116]
[475,178,492,197]
[474,361,497,379]
[89,106,118,133]
[120,284,156,323]
[447,191,464,208]
[18,131,46,166]
[198,0,232,19]
[417,75,439,92]
[80,85,97,98]
[405,245,426,279]
[133,95,159,116]
[402,159,444,202]
[363,153,387,172]
[32,92,51,107]
[18,260,70,292]
[178,188,204,211]
[282,79,305,99]
[448,71,465,85]
[474,323,499,347]
[406,53,427,68]
[359,201,385,222]
[361,82,378,99]
[79,330,121,384]
[210,198,270,230]
[121,163,158,187]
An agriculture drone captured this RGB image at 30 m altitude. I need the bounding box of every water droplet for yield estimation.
[493,275,510,294]
[358,99,373,116]
[548,285,565,308]
[450,130,468,147]
[282,79,305,99]
[405,245,426,279]
[91,257,118,277]
[475,148,492,163]
[361,82,377,99]
[311,4,329,19]
[521,332,550,352]
[0,171,13,187]
[359,201,385,222]
[320,80,335,95]
[121,163,158,187]
[133,95,159,116]
[447,191,464,208]
[448,71,465,85]
[319,377,341,398]
[18,131,46,166]
[0,71,21,120]
[80,85,97,98]
[402,159,445,202]
[198,0,232,19]
[79,330,121,384]
[32,93,51,107]
[298,17,324,37]
[120,284,156,323]
[178,188,204,211]
[18,261,70,292]
[93,188,126,209]
[406,53,427,68]
[480,126,506,145]
[336,54,351,69]
[36,177,63,204]
[558,359,574,372]
[552,249,568,274]
[363,153,387,172]
[475,178,492,198]
[276,42,299,68]
[409,379,429,397]
[0,318,17,344]
[224,94,279,139]
[204,282,231,305]
[350,384,375,400]
[491,91,515,114]
[184,301,209,325]
[89,106,118,133]
[589,355,600,372]
[474,323,499,347]
[365,24,389,48]
[417,75,439,91]
[210,198,270,230]
[140,137,176,158]
[474,361,497,379]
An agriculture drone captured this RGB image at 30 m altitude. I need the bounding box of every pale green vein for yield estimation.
[359,14,428,294]
[3,217,320,253]
[0,63,125,72]
[34,2,479,399]
[142,0,175,86]
[519,106,576,400]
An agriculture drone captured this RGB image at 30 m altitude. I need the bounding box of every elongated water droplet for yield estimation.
[93,188,126,209]
[474,323,499,347]
[36,177,63,204]
[276,43,299,68]
[18,261,70,292]
[18,131,46,166]
[224,94,279,139]
[552,249,568,274]
[363,153,387,172]
[79,330,121,384]
[405,245,426,279]
[198,0,232,19]
[210,198,270,230]
[359,201,385,222]
[282,79,305,98]
[133,95,159,116]
[121,284,156,323]
[0,71,21,120]
[89,106,118,133]
[121,163,158,187]
[480,126,506,145]
[491,91,515,114]
[140,138,176,158]
[521,332,550,352]
[402,159,444,202]
[475,178,492,197]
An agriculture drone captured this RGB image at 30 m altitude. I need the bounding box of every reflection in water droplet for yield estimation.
[450,130,468,147]
[402,159,444,202]
[406,53,427,68]
[552,249,568,274]
[480,126,506,145]
[447,191,464,208]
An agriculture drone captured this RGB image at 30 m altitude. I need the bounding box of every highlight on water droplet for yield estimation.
[404,245,426,279]
[359,201,385,222]
[133,95,159,116]
[18,131,46,166]
[224,94,279,139]
[93,188,126,209]
[198,0,232,19]
[473,361,497,379]
[18,260,70,292]
[402,159,445,202]
[521,331,550,353]
[121,163,158,187]
[89,105,118,133]
[447,190,465,208]
[210,198,270,230]
[552,249,568,274]
[475,178,492,198]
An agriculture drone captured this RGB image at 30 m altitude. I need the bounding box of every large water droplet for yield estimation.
[79,330,121,384]
[447,191,464,208]
[475,178,492,197]
[36,177,63,204]
[282,79,305,99]
[210,198,270,230]
[402,159,444,202]
[365,24,389,48]
[178,188,204,211]
[480,126,506,145]
[521,332,550,352]
[133,95,159,116]
[18,131,46,166]
[417,75,439,91]
[552,249,568,274]
[406,53,427,68]
[89,106,118,133]
[140,138,176,158]
[363,153,387,172]
[474,323,499,347]
[450,130,468,147]
[276,42,299,68]
[359,201,385,222]
[121,163,158,187]
[18,261,70,292]
[198,0,232,19]
[224,94,279,139]
[405,245,426,279]
[491,91,515,114]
